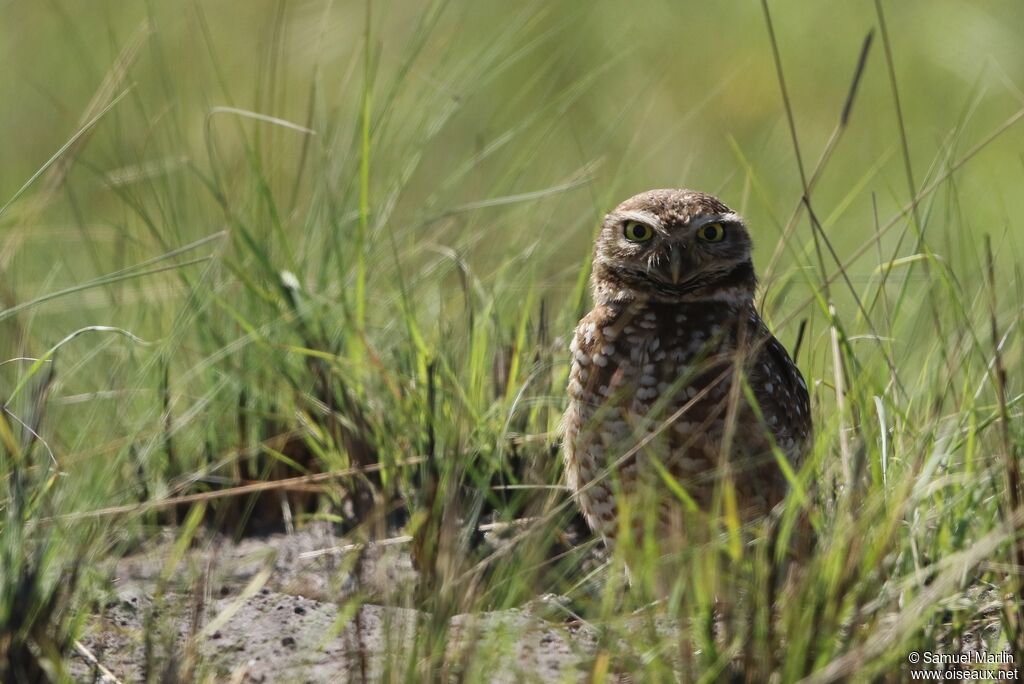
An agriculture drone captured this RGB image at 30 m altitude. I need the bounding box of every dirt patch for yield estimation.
[70,526,600,682]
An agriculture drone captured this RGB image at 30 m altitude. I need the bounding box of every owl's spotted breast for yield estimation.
[562,188,812,547]
[564,300,808,541]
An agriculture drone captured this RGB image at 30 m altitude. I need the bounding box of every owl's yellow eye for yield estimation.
[623,220,654,242]
[697,222,725,242]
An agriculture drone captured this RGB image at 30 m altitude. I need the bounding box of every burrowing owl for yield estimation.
[563,188,811,548]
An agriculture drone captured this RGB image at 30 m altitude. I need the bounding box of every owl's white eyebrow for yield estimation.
[692,212,744,229]
[613,210,664,231]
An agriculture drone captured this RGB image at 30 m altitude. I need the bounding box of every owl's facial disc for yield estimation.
[593,208,755,303]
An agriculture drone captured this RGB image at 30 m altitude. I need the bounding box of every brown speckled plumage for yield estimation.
[563,189,811,547]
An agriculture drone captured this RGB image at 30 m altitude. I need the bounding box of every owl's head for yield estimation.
[591,188,756,305]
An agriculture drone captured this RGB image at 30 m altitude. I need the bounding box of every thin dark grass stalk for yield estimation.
[873,0,958,402]
[802,197,907,400]
[355,0,374,332]
[760,0,830,301]
[763,30,872,281]
[985,235,1024,660]
[777,103,1024,331]
[873,0,922,241]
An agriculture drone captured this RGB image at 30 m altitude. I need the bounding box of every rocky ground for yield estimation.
[69,525,603,683]
[65,524,1011,682]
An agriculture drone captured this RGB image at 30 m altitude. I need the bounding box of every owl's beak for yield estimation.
[668,247,684,284]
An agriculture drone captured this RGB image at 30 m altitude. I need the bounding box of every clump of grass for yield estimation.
[0,368,87,683]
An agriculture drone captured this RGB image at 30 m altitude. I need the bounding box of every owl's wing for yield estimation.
[748,318,812,463]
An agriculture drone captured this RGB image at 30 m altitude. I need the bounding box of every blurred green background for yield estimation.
[2,0,1023,501]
